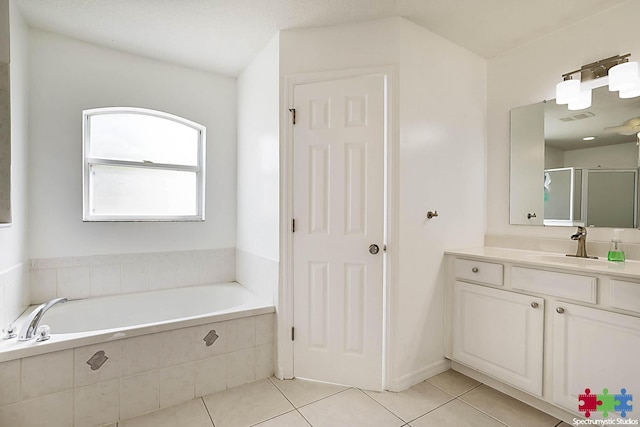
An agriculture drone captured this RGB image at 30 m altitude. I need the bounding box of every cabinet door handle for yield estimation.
[556,307,565,314]
[471,267,479,273]
[531,302,539,308]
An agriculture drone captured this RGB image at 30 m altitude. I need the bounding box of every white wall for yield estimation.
[280,17,486,390]
[545,145,564,169]
[236,33,280,301]
[563,141,637,169]
[393,20,486,390]
[28,30,237,258]
[0,0,29,327]
[487,0,640,243]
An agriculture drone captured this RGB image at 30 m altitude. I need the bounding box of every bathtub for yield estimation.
[0,281,274,362]
[0,282,276,425]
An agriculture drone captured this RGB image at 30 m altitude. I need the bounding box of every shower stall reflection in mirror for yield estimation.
[544,167,637,228]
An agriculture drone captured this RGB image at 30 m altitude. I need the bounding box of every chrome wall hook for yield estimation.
[426,210,439,219]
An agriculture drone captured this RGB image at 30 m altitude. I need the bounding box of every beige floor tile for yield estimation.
[363,381,454,422]
[426,370,481,396]
[460,385,559,427]
[299,388,404,427]
[202,378,294,427]
[270,377,349,408]
[119,398,213,427]
[253,410,312,426]
[410,399,506,427]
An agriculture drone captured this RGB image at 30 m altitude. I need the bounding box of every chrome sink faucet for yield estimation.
[18,297,67,341]
[567,226,598,259]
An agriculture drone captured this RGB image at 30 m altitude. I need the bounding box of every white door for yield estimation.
[452,281,544,396]
[292,75,385,391]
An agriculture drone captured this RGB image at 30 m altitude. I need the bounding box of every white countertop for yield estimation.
[445,247,640,281]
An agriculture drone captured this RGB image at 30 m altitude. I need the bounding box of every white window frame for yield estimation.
[82,107,206,222]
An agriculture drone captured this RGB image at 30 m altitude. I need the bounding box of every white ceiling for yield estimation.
[16,0,629,77]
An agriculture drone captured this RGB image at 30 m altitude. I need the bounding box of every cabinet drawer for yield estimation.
[512,267,596,303]
[610,279,640,313]
[454,258,503,286]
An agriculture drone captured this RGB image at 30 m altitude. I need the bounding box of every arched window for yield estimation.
[82,107,206,221]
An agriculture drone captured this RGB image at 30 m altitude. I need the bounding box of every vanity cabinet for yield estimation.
[446,249,640,420]
[551,301,640,413]
[452,281,544,395]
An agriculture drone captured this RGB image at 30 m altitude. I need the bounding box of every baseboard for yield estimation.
[386,358,451,392]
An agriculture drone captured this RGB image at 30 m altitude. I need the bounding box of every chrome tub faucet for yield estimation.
[567,226,598,259]
[18,297,67,341]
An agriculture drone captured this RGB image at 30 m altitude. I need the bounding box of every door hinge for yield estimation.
[289,108,296,125]
[292,218,296,233]
[291,327,295,341]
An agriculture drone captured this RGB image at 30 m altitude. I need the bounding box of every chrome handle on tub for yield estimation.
[471,267,479,273]
[556,307,565,314]
[531,302,539,309]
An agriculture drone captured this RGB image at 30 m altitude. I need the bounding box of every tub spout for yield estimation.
[18,297,68,341]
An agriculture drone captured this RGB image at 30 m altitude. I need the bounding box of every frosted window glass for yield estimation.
[89,113,199,166]
[90,165,197,217]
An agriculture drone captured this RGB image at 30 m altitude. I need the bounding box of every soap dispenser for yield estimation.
[608,229,626,262]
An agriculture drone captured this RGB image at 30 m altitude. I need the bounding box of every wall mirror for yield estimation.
[0,60,9,225]
[510,85,640,228]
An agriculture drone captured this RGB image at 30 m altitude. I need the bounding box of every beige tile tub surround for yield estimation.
[28,248,236,303]
[0,312,274,427]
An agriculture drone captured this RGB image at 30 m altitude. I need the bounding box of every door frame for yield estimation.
[278,66,399,390]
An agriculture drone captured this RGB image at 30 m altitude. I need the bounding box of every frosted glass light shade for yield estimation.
[568,89,592,110]
[556,79,581,104]
[619,85,640,98]
[609,61,639,91]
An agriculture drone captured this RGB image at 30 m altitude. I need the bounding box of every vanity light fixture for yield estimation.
[556,54,640,110]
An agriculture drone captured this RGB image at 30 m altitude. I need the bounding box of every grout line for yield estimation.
[268,376,297,408]
[425,377,483,397]
[247,409,299,426]
[404,396,458,424]
[200,396,217,427]
[270,376,353,410]
[357,387,412,423]
[455,382,483,398]
[294,386,353,410]
[453,397,510,426]
[296,409,314,427]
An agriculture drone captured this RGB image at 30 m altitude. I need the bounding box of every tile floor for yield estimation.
[112,370,572,427]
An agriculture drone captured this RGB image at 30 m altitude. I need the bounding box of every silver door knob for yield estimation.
[531,302,539,308]
[471,267,479,273]
[556,307,565,314]
[369,244,380,255]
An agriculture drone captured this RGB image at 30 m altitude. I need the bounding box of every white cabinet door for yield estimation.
[453,281,544,395]
[552,302,640,416]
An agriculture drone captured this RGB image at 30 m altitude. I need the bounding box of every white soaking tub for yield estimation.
[0,282,274,362]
